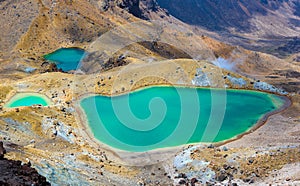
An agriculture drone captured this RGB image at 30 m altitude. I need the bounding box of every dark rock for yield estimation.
[0,141,50,185]
[232,167,238,174]
[243,178,254,183]
[0,142,6,159]
[207,144,214,148]
[294,55,300,62]
[41,62,61,73]
[243,178,250,182]
[178,179,186,185]
[222,146,228,151]
[216,173,227,181]
[206,182,215,186]
[191,178,198,186]
[227,173,234,181]
[117,0,159,19]
[248,159,254,164]
[223,164,230,170]
[178,173,187,178]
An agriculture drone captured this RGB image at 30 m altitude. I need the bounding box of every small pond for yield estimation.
[44,48,86,71]
[5,93,52,108]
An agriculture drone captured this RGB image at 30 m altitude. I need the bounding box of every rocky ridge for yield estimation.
[0,141,51,185]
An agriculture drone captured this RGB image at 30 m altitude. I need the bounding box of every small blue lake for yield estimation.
[5,93,52,108]
[44,48,86,71]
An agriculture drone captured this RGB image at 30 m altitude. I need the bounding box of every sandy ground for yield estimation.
[221,94,300,185]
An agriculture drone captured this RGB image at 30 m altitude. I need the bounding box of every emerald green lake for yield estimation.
[80,86,285,152]
[44,48,86,71]
[5,93,51,108]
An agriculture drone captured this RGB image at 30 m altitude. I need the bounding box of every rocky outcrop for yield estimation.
[253,81,288,95]
[117,0,159,19]
[117,0,146,19]
[192,68,211,87]
[0,142,51,185]
[227,75,247,88]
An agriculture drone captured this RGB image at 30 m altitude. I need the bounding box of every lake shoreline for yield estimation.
[3,92,53,108]
[74,85,292,164]
[214,95,292,147]
[77,83,289,98]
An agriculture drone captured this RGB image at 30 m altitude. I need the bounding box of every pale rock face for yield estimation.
[227,75,247,88]
[173,145,216,184]
[42,117,76,143]
[192,68,211,87]
[254,81,288,95]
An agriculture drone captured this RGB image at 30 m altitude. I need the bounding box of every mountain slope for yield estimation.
[0,0,299,92]
[155,0,300,58]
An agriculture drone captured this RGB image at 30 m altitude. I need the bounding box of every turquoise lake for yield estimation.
[80,86,285,152]
[44,48,86,71]
[5,93,51,108]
